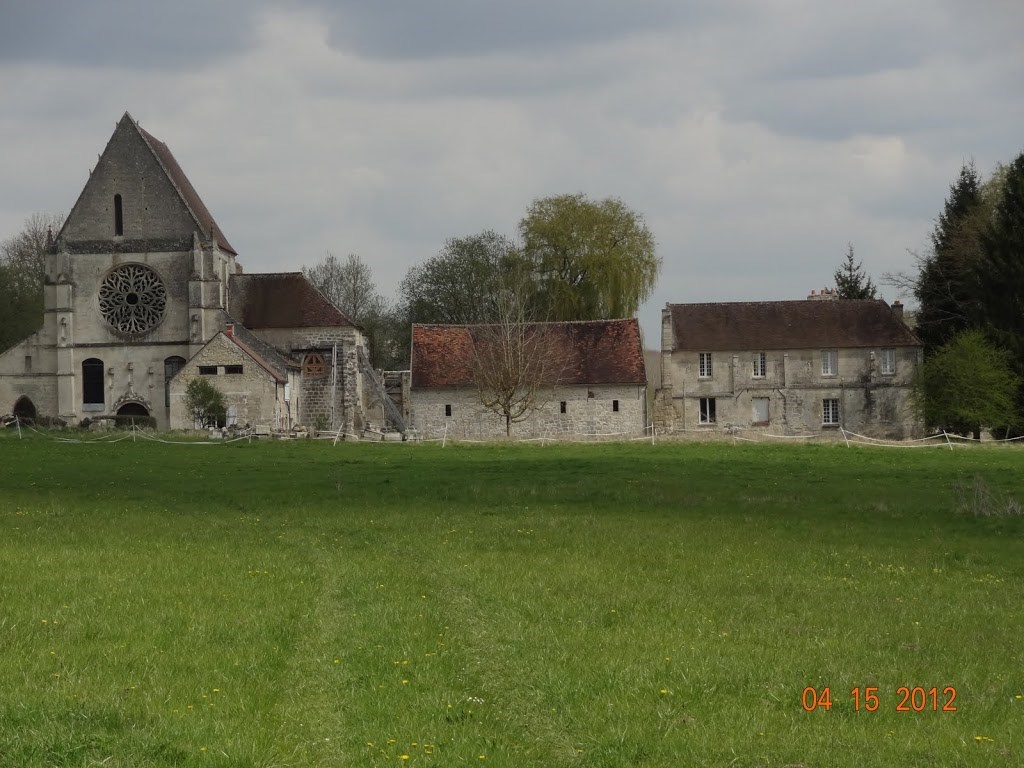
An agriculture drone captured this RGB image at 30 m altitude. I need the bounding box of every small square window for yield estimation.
[560,401,567,414]
[198,365,217,375]
[752,352,766,378]
[612,399,619,412]
[699,352,713,378]
[880,349,896,375]
[444,404,452,417]
[821,350,837,376]
[823,398,840,425]
[699,397,716,424]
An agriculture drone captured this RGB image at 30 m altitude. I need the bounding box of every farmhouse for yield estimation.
[653,297,923,438]
[0,112,373,433]
[409,318,648,439]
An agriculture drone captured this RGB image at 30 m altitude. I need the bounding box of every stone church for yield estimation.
[0,112,378,433]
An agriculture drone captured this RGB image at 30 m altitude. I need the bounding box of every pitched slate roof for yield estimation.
[135,118,237,255]
[226,323,296,382]
[667,300,920,352]
[411,318,647,389]
[229,273,356,329]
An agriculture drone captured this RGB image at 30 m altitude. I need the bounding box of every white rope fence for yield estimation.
[5,414,1024,450]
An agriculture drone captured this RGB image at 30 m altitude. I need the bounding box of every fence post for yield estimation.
[16,415,22,439]
[840,427,850,448]
[943,430,953,451]
[442,422,448,449]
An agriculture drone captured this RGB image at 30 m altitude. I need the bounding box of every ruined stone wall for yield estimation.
[250,326,365,433]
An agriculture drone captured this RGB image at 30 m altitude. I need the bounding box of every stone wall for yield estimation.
[251,326,365,434]
[410,384,647,440]
[61,117,200,246]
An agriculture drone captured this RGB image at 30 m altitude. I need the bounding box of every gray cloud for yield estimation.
[1,0,1022,347]
[0,0,254,68]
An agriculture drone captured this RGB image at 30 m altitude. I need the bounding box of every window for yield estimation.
[823,398,840,426]
[880,349,896,375]
[752,352,766,378]
[224,365,243,374]
[821,350,837,376]
[612,399,619,412]
[752,397,769,425]
[114,194,123,236]
[164,356,186,408]
[444,404,452,417]
[198,365,218,375]
[560,401,567,414]
[24,355,31,373]
[82,358,105,410]
[303,352,325,377]
[699,397,716,424]
[699,352,713,378]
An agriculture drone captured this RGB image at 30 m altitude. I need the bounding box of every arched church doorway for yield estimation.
[117,402,150,418]
[13,396,37,422]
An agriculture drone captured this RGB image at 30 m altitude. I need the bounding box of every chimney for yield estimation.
[225,323,234,338]
[892,301,904,320]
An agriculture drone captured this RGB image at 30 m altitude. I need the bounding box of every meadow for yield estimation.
[0,433,1022,767]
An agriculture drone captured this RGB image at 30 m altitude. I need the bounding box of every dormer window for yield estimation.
[114,194,124,236]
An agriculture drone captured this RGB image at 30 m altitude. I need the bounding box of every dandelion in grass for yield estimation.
[975,735,994,742]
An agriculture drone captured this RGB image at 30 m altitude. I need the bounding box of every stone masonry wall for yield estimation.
[656,345,922,438]
[411,384,647,440]
[169,333,284,430]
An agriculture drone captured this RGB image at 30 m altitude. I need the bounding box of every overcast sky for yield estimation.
[1,0,1021,344]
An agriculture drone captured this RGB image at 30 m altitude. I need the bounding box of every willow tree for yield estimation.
[519,194,660,320]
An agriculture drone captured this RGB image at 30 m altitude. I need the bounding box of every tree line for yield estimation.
[303,193,660,370]
[821,153,1024,437]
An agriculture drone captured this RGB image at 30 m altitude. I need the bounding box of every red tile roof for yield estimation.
[229,273,356,329]
[668,300,920,351]
[411,318,647,389]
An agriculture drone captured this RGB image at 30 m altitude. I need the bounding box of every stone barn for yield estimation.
[409,318,648,439]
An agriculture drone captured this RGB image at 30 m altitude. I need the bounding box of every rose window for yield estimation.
[98,264,167,334]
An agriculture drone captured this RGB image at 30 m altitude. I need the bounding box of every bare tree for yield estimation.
[470,290,562,437]
[303,252,385,322]
[302,252,407,369]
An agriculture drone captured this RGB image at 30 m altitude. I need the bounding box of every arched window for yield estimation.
[303,352,325,378]
[82,358,105,410]
[164,356,186,408]
[114,194,123,236]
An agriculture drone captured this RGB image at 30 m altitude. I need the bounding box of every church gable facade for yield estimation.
[0,112,367,434]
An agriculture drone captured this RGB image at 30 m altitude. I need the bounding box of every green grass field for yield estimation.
[1,433,1022,767]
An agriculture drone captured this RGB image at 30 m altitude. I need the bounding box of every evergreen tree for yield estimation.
[832,244,877,299]
[914,162,986,355]
[976,151,1024,424]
